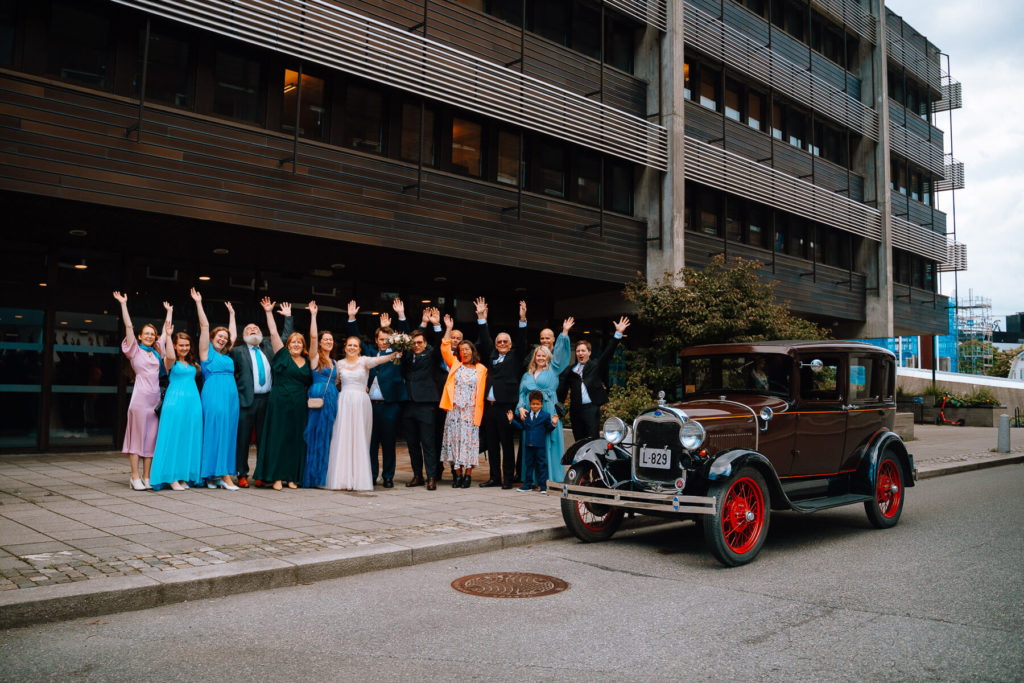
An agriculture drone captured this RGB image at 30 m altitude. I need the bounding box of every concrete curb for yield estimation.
[3,457,1021,630]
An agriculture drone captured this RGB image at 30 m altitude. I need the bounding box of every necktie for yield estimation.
[253,346,266,386]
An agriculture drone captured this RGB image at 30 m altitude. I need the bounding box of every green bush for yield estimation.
[602,376,655,424]
[960,388,1001,407]
[921,384,946,398]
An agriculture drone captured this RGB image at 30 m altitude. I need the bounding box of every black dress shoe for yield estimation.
[479,480,500,488]
[382,479,394,488]
[405,477,424,488]
[451,474,460,488]
[426,478,437,491]
[461,474,472,489]
[501,483,513,490]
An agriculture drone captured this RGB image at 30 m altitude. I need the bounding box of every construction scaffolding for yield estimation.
[956,289,994,374]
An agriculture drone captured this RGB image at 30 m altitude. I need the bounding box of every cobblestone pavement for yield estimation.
[1,424,1019,592]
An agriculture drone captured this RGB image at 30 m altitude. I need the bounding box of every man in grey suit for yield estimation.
[231,302,293,487]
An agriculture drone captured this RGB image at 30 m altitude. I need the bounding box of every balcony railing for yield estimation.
[932,73,963,113]
[811,0,876,45]
[685,135,882,243]
[934,154,964,192]
[888,101,944,177]
[606,0,668,32]
[111,0,669,170]
[891,215,946,263]
[938,241,967,272]
[885,17,941,93]
[685,3,878,140]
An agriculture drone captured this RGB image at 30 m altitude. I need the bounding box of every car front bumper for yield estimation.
[547,481,717,515]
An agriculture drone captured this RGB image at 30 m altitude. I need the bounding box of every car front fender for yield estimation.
[707,449,788,510]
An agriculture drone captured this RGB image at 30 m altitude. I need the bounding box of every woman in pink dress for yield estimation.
[114,291,172,491]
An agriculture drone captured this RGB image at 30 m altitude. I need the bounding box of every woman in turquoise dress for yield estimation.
[150,310,203,490]
[516,319,573,484]
[192,288,240,490]
[254,298,312,490]
[302,301,338,488]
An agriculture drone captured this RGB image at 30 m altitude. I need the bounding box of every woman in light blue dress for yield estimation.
[516,319,572,484]
[150,306,203,490]
[302,301,338,488]
[193,288,240,490]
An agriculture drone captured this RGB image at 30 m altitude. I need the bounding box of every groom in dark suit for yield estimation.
[401,323,443,490]
[231,302,293,487]
[476,298,528,489]
[558,316,630,440]
[345,298,410,488]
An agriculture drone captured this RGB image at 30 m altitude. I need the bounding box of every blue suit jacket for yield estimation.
[344,317,409,403]
[511,409,556,448]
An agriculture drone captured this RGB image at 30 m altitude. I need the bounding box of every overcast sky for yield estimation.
[884,0,1024,326]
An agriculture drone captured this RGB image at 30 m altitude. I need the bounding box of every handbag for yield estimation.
[307,363,334,409]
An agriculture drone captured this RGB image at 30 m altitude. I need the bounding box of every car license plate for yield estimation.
[640,446,672,469]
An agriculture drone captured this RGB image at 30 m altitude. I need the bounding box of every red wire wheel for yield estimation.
[865,452,905,529]
[704,466,770,567]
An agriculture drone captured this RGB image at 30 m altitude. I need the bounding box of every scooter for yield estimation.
[935,393,966,426]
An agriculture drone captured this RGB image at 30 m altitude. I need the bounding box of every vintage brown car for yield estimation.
[550,341,915,566]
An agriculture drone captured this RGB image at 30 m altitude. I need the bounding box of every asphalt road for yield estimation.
[2,465,1022,682]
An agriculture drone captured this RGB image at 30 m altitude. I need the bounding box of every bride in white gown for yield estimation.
[324,336,399,490]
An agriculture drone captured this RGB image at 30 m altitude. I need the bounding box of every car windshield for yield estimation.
[681,354,790,397]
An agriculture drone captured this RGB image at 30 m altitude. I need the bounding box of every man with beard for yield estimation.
[231,303,293,487]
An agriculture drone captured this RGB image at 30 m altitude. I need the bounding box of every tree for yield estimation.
[620,254,829,394]
[987,345,1023,378]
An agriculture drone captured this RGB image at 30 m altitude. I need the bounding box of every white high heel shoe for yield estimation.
[217,478,240,491]
[170,481,185,491]
[142,478,152,490]
[130,478,145,491]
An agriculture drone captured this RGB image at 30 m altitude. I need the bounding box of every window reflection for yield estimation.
[47,0,111,89]
[451,117,482,177]
[214,50,264,124]
[282,69,327,140]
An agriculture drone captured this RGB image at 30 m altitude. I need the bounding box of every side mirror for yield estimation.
[800,359,824,373]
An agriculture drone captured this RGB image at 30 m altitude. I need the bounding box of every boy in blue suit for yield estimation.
[507,390,558,492]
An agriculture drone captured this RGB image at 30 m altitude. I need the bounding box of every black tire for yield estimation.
[703,466,770,567]
[864,451,905,529]
[560,463,624,543]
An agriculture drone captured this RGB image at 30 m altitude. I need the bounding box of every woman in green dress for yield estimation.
[253,297,312,490]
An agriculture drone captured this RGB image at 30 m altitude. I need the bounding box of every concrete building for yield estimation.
[0,0,963,450]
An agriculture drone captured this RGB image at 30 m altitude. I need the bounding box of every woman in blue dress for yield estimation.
[302,300,338,488]
[192,288,240,490]
[150,305,203,490]
[516,318,573,485]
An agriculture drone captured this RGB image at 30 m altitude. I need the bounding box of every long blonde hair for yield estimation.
[527,345,552,375]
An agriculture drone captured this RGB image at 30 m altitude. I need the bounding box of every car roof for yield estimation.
[679,340,896,359]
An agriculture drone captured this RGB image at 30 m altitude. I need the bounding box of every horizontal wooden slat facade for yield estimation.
[938,241,966,273]
[893,286,949,336]
[891,215,946,264]
[0,73,646,283]
[885,9,941,94]
[811,0,876,45]
[888,100,944,177]
[109,0,668,169]
[685,232,867,323]
[605,0,668,32]
[685,2,877,140]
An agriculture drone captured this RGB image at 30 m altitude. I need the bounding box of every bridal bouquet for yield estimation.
[386,332,413,364]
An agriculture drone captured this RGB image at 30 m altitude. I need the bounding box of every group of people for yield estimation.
[117,290,629,494]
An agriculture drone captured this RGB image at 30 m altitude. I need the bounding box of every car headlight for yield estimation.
[602,417,627,445]
[680,419,706,450]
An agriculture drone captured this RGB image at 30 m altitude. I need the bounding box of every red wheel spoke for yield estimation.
[720,476,764,554]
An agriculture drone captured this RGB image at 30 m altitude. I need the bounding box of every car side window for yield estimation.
[848,356,875,403]
[799,356,842,401]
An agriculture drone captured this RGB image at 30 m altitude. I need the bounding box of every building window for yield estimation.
[399,101,436,165]
[724,79,741,122]
[890,156,907,195]
[213,49,264,124]
[605,16,634,73]
[699,193,721,237]
[747,90,765,132]
[47,0,111,89]
[281,69,326,140]
[535,139,566,197]
[572,2,601,60]
[451,117,483,177]
[342,82,385,154]
[606,159,633,214]
[496,129,520,186]
[771,102,783,140]
[786,107,806,149]
[136,29,194,109]
[747,204,769,249]
[699,66,719,111]
[683,61,692,100]
[574,148,601,207]
[529,1,569,45]
[726,198,743,242]
[0,0,16,67]
[489,0,523,27]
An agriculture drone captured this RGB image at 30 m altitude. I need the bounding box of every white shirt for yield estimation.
[250,345,271,394]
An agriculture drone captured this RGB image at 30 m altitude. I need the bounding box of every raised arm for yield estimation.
[476,298,493,359]
[279,301,294,340]
[440,314,456,367]
[308,300,320,370]
[160,317,175,371]
[393,298,411,334]
[113,291,133,338]
[595,316,630,373]
[261,297,282,354]
[551,317,574,373]
[192,288,210,362]
[225,301,237,345]
[365,351,399,368]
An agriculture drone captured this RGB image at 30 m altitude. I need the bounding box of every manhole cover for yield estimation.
[451,572,569,598]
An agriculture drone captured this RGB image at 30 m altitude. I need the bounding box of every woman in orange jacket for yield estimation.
[439,313,487,488]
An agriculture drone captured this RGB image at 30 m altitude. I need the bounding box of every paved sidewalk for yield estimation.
[1,424,1020,628]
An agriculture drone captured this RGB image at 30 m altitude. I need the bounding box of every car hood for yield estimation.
[670,395,789,421]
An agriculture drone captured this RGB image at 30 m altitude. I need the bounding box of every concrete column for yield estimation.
[635,0,685,284]
[855,0,894,338]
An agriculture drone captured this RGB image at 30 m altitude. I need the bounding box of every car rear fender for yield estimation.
[707,450,788,510]
[853,429,916,495]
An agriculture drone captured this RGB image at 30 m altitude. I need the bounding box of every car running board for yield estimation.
[788,493,873,513]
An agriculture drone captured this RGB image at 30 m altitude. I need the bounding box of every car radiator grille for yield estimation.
[633,419,685,484]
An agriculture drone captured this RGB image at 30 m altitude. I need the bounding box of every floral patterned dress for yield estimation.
[440,364,480,467]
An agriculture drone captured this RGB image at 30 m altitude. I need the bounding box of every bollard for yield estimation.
[997,414,1011,453]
